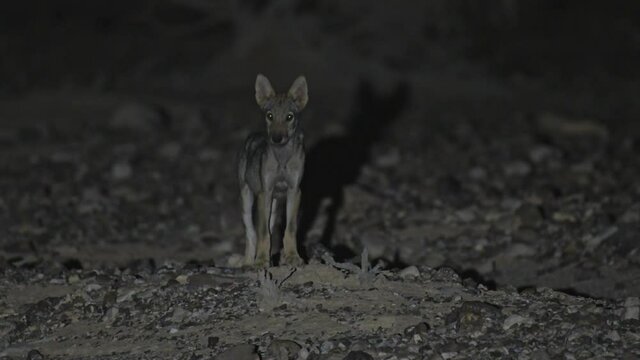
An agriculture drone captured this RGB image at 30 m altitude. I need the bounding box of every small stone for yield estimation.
[170,307,189,323]
[624,297,640,307]
[433,267,461,283]
[27,350,44,360]
[208,336,220,349]
[67,274,80,284]
[267,339,302,360]
[503,161,531,176]
[441,352,458,360]
[375,147,400,168]
[102,307,119,323]
[605,330,621,342]
[399,265,420,279]
[502,243,536,259]
[552,211,576,223]
[620,205,640,223]
[529,145,554,163]
[175,275,189,285]
[623,297,639,320]
[158,142,181,160]
[468,166,487,180]
[455,209,475,223]
[502,314,531,330]
[583,226,618,251]
[404,322,430,339]
[297,348,310,360]
[343,351,374,360]
[536,112,608,138]
[214,344,259,360]
[320,341,334,354]
[111,162,132,180]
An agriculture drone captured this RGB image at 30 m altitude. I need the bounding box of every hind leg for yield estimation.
[241,185,257,266]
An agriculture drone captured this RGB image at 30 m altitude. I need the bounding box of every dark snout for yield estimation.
[271,134,286,145]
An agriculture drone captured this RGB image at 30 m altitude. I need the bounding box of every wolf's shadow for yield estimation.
[299,79,410,261]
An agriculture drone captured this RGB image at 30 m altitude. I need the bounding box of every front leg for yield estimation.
[255,191,272,268]
[241,185,257,266]
[280,188,304,266]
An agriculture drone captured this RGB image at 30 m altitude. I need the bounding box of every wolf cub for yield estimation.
[238,74,308,267]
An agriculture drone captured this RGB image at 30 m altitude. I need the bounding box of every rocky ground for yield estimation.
[1,0,640,359]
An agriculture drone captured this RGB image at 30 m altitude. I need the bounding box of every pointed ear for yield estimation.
[288,76,308,110]
[255,74,275,109]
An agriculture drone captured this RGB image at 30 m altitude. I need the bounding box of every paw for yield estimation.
[253,254,271,269]
[280,252,304,267]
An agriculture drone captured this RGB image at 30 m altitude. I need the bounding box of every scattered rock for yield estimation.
[455,208,476,223]
[158,142,182,160]
[404,322,430,343]
[67,274,80,284]
[433,267,461,283]
[502,243,537,259]
[320,341,335,354]
[175,275,189,285]
[620,205,640,224]
[27,350,44,360]
[102,307,119,323]
[267,339,302,360]
[583,226,618,251]
[468,166,487,180]
[374,147,400,168]
[605,330,621,342]
[552,211,577,223]
[446,301,501,334]
[623,297,639,320]
[528,145,555,163]
[502,314,532,330]
[111,161,132,180]
[503,161,532,177]
[398,265,420,279]
[536,112,608,139]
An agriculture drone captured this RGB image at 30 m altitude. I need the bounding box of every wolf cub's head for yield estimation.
[255,74,308,146]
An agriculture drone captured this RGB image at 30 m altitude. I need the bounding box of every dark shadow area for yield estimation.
[373,249,409,271]
[62,258,83,270]
[459,268,498,291]
[518,285,603,300]
[299,79,410,261]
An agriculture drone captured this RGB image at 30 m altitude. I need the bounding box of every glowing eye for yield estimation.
[266,112,273,121]
[286,113,294,121]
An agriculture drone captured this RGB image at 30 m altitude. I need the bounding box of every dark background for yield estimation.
[1,0,640,299]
